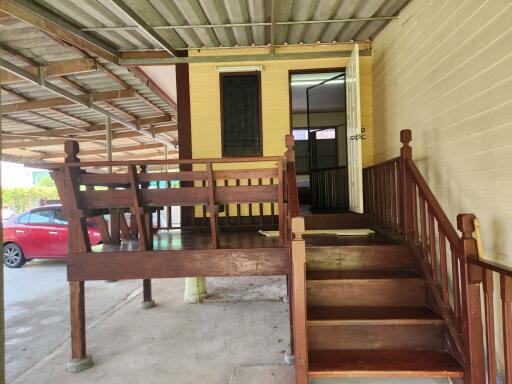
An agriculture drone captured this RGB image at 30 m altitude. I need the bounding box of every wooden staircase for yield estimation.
[304,238,463,379]
[288,131,508,384]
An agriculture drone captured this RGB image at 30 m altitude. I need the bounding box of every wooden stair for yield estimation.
[305,240,464,379]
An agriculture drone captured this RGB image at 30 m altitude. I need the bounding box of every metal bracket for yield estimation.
[37,66,45,86]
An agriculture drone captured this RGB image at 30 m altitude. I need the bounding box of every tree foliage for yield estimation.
[2,186,60,214]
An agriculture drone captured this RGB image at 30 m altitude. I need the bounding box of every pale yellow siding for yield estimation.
[373,0,511,373]
[189,45,374,167]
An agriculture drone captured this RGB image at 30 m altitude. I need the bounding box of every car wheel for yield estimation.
[4,243,26,268]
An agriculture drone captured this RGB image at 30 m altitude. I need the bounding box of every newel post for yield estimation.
[457,214,485,384]
[285,134,299,220]
[291,217,308,384]
[399,129,414,242]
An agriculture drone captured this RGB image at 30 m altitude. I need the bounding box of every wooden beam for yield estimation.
[67,248,290,281]
[0,0,119,63]
[2,124,177,149]
[0,57,175,147]
[0,58,97,84]
[119,48,373,66]
[2,116,175,141]
[2,89,137,113]
[45,142,169,160]
[129,67,177,110]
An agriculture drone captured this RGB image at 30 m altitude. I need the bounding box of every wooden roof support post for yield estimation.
[62,141,93,373]
[457,213,485,384]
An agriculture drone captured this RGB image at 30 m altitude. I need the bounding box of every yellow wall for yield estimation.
[189,45,374,167]
[373,0,511,374]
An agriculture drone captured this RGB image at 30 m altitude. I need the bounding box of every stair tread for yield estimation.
[307,270,421,281]
[308,350,463,378]
[308,306,441,322]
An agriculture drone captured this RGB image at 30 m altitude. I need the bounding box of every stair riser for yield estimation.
[308,323,445,351]
[307,246,417,271]
[304,213,372,229]
[307,279,426,307]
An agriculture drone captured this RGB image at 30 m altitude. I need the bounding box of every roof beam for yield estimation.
[120,48,373,66]
[0,0,120,63]
[2,89,137,113]
[2,115,174,140]
[2,125,177,150]
[0,152,45,164]
[0,58,97,84]
[44,142,177,160]
[102,0,177,57]
[0,57,175,148]
[128,67,176,110]
[82,16,399,32]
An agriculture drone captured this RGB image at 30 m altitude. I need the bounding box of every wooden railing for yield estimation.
[364,129,511,384]
[466,217,512,384]
[310,166,348,210]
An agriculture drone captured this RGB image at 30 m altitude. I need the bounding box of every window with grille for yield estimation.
[221,73,262,156]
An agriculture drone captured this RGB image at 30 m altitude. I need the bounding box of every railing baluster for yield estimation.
[428,209,438,282]
[438,227,450,305]
[483,269,497,384]
[412,184,418,244]
[419,194,427,260]
[450,244,462,331]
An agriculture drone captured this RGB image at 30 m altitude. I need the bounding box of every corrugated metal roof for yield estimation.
[1,0,413,163]
[0,9,177,163]
[34,0,411,50]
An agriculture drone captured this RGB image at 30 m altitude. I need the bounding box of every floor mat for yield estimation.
[258,228,375,237]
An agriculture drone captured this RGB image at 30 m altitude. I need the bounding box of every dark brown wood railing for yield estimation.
[364,129,511,384]
[35,139,298,368]
[466,217,512,384]
[284,134,308,384]
[310,166,348,210]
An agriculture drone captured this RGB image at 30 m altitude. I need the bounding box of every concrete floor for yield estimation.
[6,260,452,384]
[7,264,289,384]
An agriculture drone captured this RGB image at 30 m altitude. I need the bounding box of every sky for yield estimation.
[1,161,42,188]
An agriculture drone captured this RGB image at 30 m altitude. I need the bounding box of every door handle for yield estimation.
[49,231,58,235]
[15,230,25,233]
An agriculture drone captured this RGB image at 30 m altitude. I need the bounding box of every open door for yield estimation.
[346,44,364,213]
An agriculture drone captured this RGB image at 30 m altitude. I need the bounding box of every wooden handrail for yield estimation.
[33,155,285,169]
[469,256,512,278]
[365,130,512,384]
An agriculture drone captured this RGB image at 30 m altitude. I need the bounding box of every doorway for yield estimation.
[289,70,348,213]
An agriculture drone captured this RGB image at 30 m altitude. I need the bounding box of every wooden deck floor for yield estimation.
[93,228,395,253]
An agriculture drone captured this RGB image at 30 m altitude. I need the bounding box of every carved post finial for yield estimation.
[400,129,412,160]
[64,140,80,163]
[285,134,295,162]
[457,213,477,239]
[291,216,305,240]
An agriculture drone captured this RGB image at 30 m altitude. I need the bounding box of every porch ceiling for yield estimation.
[0,4,178,164]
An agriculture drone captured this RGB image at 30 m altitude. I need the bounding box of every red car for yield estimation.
[3,205,102,268]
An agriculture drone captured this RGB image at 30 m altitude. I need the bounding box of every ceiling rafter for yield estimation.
[2,125,177,150]
[0,0,120,64]
[0,57,175,148]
